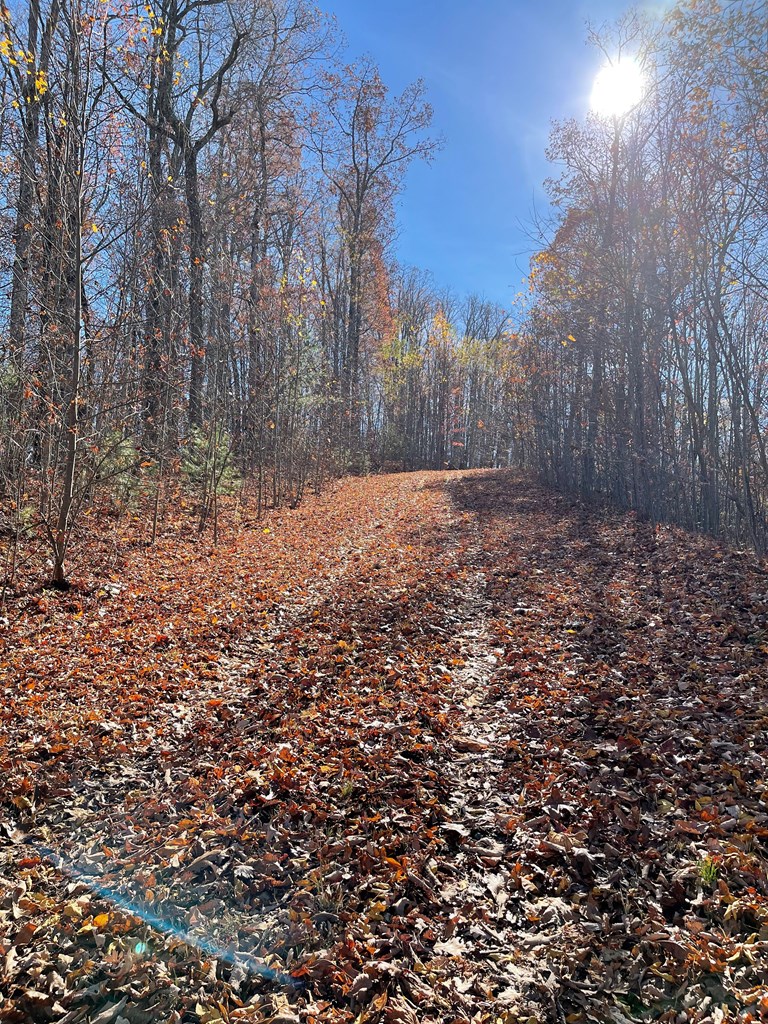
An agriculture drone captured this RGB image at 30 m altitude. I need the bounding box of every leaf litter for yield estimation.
[1,470,768,1023]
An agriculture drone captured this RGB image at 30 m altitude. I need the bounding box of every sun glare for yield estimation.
[590,58,645,118]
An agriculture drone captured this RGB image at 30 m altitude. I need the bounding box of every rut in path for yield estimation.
[431,512,556,1016]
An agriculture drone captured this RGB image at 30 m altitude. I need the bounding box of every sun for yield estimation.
[590,57,645,118]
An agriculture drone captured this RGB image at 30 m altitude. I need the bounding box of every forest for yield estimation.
[0,1,767,580]
[1,1,768,1023]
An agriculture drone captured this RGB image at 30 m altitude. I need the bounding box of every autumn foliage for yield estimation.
[2,470,768,1023]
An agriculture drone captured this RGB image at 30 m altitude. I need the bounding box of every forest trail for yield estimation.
[2,470,768,1024]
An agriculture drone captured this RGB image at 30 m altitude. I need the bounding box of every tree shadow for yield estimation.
[419,467,768,769]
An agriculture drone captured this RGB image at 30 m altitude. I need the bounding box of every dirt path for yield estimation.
[2,470,768,1024]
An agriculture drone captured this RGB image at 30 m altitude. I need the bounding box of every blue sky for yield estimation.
[326,0,642,308]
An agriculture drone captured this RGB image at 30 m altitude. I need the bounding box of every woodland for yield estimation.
[1,0,768,1022]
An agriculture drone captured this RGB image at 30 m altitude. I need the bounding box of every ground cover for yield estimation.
[2,470,768,1023]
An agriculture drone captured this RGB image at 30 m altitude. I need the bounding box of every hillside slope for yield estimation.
[2,470,768,1023]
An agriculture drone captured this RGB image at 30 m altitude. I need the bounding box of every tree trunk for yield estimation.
[186,144,205,428]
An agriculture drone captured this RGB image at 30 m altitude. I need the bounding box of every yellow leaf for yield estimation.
[93,913,109,928]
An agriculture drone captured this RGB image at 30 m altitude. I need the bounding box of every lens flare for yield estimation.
[39,845,299,989]
[591,57,645,118]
